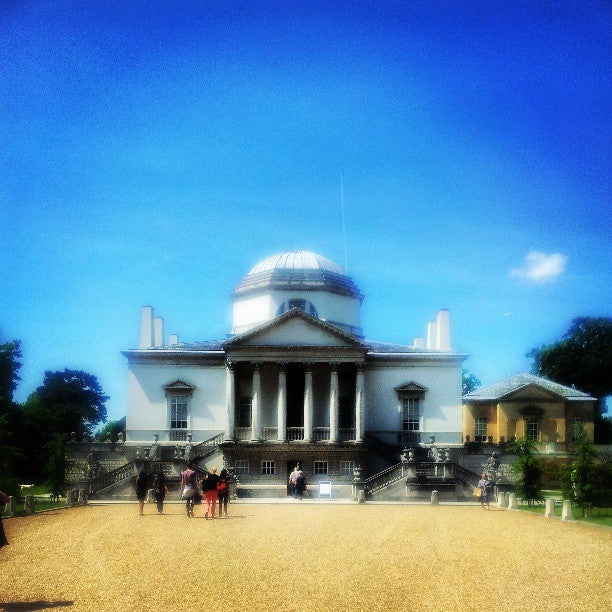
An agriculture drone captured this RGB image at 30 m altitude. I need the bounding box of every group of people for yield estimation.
[135,464,231,518]
[288,467,307,500]
[179,464,230,518]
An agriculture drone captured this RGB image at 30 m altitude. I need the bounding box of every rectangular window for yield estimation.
[314,461,328,475]
[234,460,249,476]
[261,461,276,475]
[238,396,252,428]
[169,397,188,429]
[340,461,355,476]
[525,417,540,441]
[475,418,487,442]
[402,397,420,431]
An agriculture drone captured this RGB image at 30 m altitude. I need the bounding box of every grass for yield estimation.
[1,502,611,611]
[517,502,612,527]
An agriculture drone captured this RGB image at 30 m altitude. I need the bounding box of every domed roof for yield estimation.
[248,250,343,275]
[234,250,363,300]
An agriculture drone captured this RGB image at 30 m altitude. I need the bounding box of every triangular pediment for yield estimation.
[395,381,428,393]
[162,380,196,396]
[224,309,366,349]
[499,384,564,402]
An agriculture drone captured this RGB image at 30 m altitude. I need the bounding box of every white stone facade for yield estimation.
[123,250,466,482]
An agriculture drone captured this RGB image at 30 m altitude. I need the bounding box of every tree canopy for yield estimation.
[0,340,22,412]
[528,316,612,441]
[26,369,109,438]
[462,369,481,396]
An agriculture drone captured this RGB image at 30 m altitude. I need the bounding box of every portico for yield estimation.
[222,307,368,445]
[224,359,366,444]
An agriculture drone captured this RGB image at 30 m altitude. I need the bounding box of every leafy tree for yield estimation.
[21,370,108,482]
[0,340,23,477]
[0,340,22,411]
[97,416,126,443]
[561,425,612,517]
[462,369,481,396]
[528,317,612,442]
[28,369,109,438]
[509,437,544,505]
[44,433,70,499]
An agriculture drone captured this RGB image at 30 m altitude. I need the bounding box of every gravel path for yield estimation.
[1,503,610,611]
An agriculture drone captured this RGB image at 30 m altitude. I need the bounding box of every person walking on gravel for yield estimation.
[201,467,220,519]
[477,473,491,510]
[217,468,230,517]
[153,471,169,515]
[136,470,148,516]
[180,463,198,518]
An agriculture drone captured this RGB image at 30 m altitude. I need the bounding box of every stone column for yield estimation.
[24,495,35,514]
[6,496,15,517]
[545,498,555,518]
[329,365,339,443]
[225,362,236,440]
[251,364,262,441]
[303,367,313,443]
[355,365,365,442]
[276,364,287,442]
[497,491,506,508]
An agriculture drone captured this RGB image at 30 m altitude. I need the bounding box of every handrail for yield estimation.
[364,461,482,496]
[88,461,137,494]
[364,462,405,495]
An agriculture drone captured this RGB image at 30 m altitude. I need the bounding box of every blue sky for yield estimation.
[1,1,610,422]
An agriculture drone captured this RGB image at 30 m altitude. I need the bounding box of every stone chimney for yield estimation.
[426,320,437,350]
[169,334,179,346]
[413,337,425,349]
[425,310,451,351]
[435,309,451,351]
[153,317,164,348]
[140,306,154,348]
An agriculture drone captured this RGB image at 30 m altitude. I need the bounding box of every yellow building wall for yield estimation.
[462,398,595,444]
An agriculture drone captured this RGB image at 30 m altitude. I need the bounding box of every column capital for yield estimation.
[226,360,235,370]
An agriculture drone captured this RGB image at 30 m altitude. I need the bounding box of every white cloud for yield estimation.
[510,251,567,283]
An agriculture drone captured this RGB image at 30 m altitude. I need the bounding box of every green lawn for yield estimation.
[517,502,612,527]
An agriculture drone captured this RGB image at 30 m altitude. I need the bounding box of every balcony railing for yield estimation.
[235,427,251,441]
[262,428,278,441]
[340,428,356,441]
[287,427,304,441]
[314,427,330,441]
[169,430,188,442]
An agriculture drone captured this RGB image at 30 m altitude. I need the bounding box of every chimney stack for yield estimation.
[435,309,451,351]
[153,317,164,348]
[140,306,154,348]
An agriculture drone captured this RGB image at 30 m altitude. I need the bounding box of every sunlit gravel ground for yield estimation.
[1,502,610,611]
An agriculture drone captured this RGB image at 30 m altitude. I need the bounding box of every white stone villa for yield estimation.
[117,250,466,493]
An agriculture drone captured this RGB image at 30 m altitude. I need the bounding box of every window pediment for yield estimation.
[395,381,428,397]
[163,380,196,397]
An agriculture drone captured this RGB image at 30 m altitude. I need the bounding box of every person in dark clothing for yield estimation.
[0,491,10,549]
[135,470,148,516]
[152,471,169,515]
[217,468,230,517]
[180,463,198,518]
[294,471,306,500]
[201,467,220,519]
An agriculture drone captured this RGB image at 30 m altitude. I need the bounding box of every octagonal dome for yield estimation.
[234,250,363,300]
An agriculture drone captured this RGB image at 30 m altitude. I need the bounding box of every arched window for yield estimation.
[277,299,317,317]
